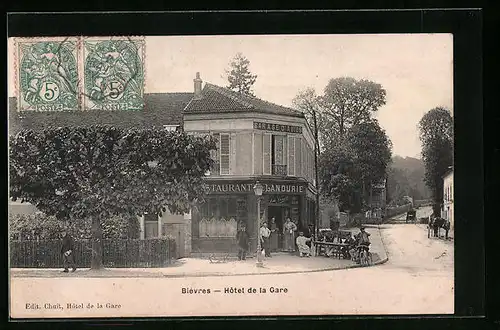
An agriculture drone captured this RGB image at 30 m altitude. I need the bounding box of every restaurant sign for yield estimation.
[204,182,306,195]
[253,121,302,134]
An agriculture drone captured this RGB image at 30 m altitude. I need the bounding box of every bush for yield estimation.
[9,212,140,240]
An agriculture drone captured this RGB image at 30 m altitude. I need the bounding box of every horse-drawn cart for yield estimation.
[406,209,416,223]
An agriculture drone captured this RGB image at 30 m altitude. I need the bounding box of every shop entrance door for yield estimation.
[267,206,289,251]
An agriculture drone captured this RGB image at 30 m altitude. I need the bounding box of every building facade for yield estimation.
[442,168,454,230]
[9,73,317,257]
[183,76,317,255]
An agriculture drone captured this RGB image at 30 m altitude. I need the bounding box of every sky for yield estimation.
[8,34,453,158]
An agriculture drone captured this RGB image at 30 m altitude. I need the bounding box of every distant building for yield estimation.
[442,168,454,230]
[402,196,414,205]
[369,179,387,218]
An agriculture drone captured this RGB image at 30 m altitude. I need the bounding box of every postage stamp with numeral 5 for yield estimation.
[16,37,80,111]
[83,37,145,111]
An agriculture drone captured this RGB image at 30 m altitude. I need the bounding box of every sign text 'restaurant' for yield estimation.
[204,183,305,194]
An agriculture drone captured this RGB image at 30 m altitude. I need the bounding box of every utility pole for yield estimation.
[312,110,321,237]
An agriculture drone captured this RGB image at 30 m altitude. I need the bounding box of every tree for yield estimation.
[9,125,216,269]
[319,77,386,145]
[318,120,391,213]
[225,53,257,96]
[418,107,453,215]
[292,88,321,234]
[347,120,393,204]
[319,144,362,213]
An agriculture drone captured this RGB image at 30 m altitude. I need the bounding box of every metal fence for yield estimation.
[10,238,176,268]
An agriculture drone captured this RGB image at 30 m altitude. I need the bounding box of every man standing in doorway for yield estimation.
[260,222,272,258]
[61,231,76,273]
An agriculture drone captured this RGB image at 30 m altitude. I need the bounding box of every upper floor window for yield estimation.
[262,134,289,176]
[209,133,231,176]
[272,135,287,176]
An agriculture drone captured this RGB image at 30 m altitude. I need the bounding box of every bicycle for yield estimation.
[357,245,373,266]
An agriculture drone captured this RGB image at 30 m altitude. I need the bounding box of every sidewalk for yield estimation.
[11,227,388,278]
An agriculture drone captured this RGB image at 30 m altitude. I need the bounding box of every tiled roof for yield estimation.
[143,92,194,124]
[184,83,305,118]
[8,93,193,134]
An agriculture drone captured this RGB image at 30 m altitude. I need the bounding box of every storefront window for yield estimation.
[198,196,241,238]
[200,197,239,219]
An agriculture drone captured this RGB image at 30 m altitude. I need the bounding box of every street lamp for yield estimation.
[253,182,264,267]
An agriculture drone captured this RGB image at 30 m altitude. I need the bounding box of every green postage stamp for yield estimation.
[16,37,80,111]
[83,37,145,111]
[15,36,145,112]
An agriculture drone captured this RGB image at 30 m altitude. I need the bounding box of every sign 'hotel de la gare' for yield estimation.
[11,37,317,256]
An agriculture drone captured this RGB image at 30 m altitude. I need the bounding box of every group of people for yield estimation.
[318,227,371,263]
[235,217,316,260]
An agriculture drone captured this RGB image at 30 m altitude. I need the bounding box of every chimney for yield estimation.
[193,72,202,99]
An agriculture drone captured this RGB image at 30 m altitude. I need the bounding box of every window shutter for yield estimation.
[288,136,295,176]
[283,136,288,168]
[295,137,302,178]
[263,133,271,175]
[220,134,230,175]
[210,133,220,175]
[253,133,263,175]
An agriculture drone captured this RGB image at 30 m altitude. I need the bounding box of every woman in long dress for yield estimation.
[269,217,278,252]
[283,218,297,252]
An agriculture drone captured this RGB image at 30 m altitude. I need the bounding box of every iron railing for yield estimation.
[272,164,287,176]
[10,238,176,268]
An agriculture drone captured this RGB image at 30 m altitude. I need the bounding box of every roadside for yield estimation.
[377,223,454,273]
[10,226,388,278]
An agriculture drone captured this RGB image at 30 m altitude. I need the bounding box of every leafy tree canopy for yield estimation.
[320,77,386,143]
[347,120,393,184]
[318,120,392,213]
[225,52,258,96]
[418,107,453,215]
[10,126,216,219]
[293,78,386,150]
[10,125,216,268]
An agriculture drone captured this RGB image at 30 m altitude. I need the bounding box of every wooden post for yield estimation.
[139,214,145,239]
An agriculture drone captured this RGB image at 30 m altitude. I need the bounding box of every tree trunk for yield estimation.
[90,216,103,270]
[369,181,373,210]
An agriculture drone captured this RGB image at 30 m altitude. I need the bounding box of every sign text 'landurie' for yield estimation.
[253,121,302,134]
[204,183,305,194]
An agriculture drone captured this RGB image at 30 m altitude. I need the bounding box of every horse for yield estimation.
[428,217,450,239]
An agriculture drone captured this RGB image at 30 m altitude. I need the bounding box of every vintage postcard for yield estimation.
[8,34,454,318]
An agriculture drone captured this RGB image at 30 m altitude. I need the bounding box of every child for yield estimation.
[296,231,312,257]
[236,226,249,260]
